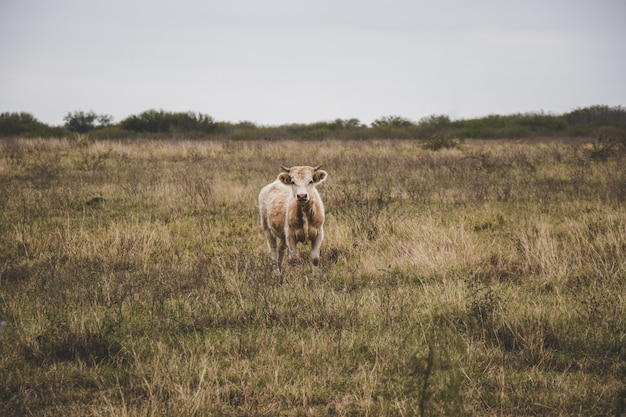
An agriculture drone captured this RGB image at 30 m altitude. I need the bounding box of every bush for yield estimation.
[415,115,453,139]
[0,112,65,138]
[371,115,414,127]
[64,111,113,134]
[587,129,626,161]
[119,110,216,135]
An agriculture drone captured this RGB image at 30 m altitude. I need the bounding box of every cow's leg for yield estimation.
[263,226,281,274]
[266,237,278,264]
[276,238,287,274]
[310,227,324,273]
[286,231,300,265]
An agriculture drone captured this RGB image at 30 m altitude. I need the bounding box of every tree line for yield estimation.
[1,105,625,141]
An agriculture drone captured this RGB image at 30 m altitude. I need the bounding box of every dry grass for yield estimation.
[1,137,625,416]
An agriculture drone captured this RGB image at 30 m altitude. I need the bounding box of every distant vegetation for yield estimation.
[63,110,114,134]
[119,109,217,135]
[0,112,66,138]
[1,105,625,142]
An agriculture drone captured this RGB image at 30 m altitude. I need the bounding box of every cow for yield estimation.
[258,165,328,275]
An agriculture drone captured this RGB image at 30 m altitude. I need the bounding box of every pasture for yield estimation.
[0,137,625,416]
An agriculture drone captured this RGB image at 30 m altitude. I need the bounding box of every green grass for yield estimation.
[1,137,625,416]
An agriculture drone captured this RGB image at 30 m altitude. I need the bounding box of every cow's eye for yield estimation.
[309,180,314,184]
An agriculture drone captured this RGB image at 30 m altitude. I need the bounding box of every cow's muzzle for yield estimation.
[297,194,309,203]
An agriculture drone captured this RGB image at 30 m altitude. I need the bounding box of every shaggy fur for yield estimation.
[258,165,328,274]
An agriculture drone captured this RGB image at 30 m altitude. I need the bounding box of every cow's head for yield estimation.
[278,165,327,203]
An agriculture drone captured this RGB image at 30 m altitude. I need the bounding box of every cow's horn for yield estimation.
[314,164,323,170]
[281,165,290,172]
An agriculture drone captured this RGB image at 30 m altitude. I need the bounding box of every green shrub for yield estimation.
[64,110,113,134]
[119,109,216,134]
[0,112,65,138]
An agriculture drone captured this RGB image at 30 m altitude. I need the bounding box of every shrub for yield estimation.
[64,111,113,134]
[119,110,216,135]
[587,129,626,161]
[371,115,414,127]
[0,112,65,138]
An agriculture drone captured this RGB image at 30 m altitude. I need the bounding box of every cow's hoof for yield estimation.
[271,263,282,277]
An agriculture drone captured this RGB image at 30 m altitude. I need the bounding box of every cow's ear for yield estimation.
[278,172,292,185]
[313,170,327,184]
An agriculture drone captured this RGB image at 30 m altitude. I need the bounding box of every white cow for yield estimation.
[258,165,328,275]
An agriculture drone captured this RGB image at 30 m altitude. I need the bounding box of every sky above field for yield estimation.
[1,0,625,126]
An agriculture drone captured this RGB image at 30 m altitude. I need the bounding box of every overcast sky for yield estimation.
[1,0,625,126]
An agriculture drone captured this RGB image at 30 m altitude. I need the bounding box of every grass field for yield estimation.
[1,137,625,416]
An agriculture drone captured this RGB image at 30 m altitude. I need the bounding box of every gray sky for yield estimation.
[1,0,625,126]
